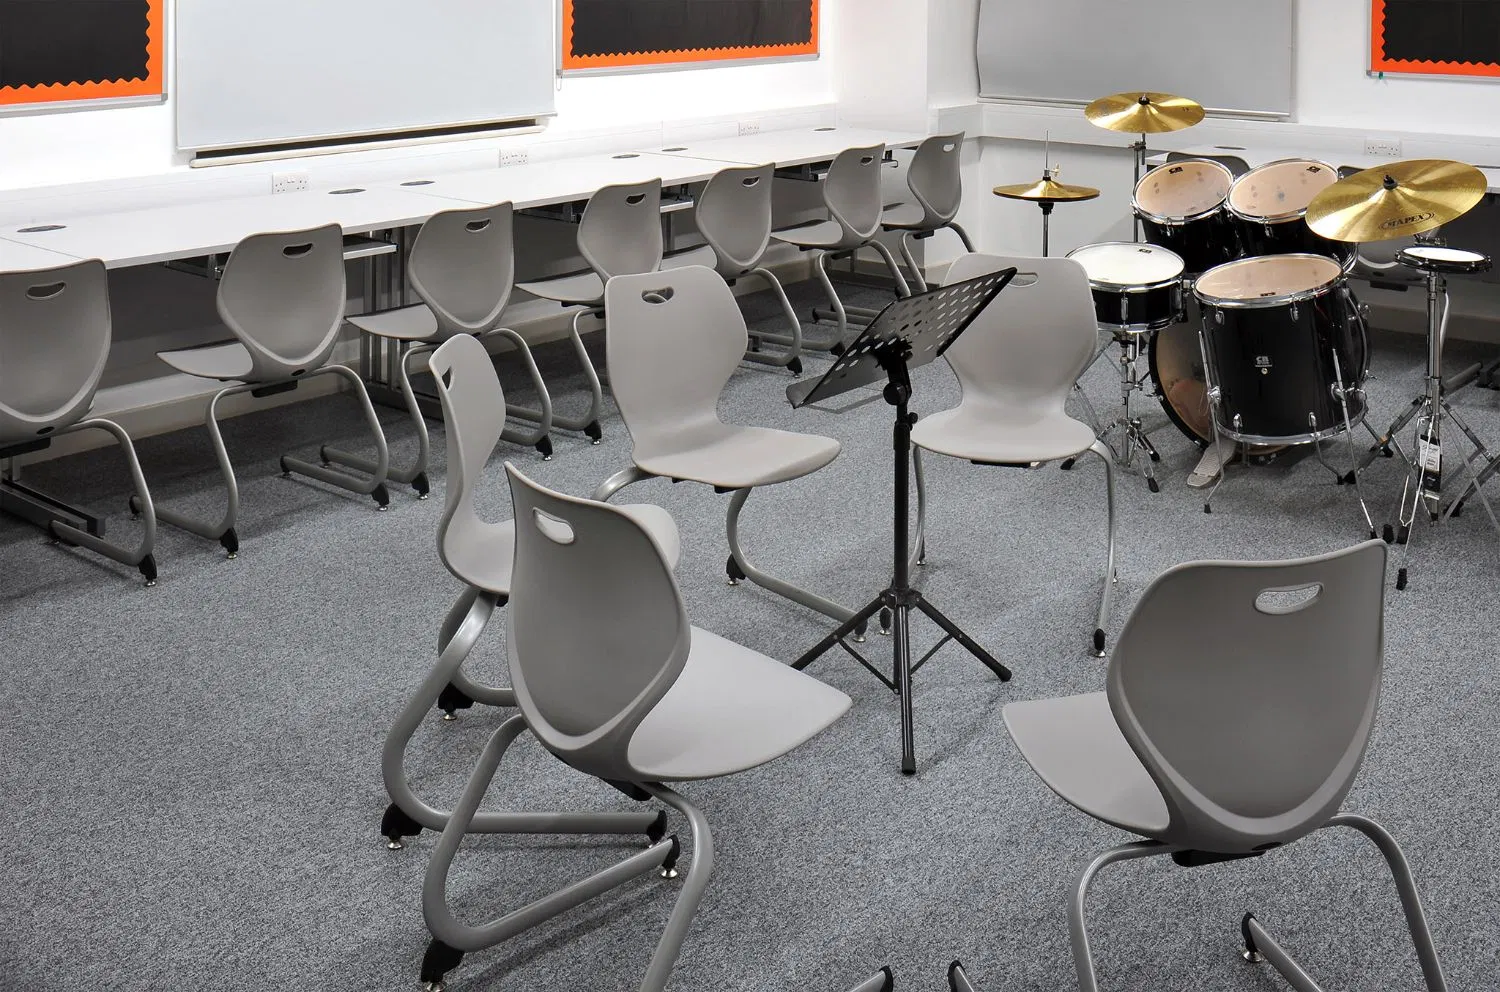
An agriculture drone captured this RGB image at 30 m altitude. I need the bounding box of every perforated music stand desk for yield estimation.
[788,267,1017,774]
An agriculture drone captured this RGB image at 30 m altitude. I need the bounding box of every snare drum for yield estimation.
[1226,159,1353,265]
[1195,254,1368,444]
[1395,245,1493,275]
[1133,160,1239,275]
[1066,242,1185,333]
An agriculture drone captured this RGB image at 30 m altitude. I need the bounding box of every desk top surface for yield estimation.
[0,237,83,272]
[0,186,459,269]
[369,151,745,209]
[651,127,928,166]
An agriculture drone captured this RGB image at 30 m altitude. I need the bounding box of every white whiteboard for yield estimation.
[975,0,1293,118]
[176,0,556,152]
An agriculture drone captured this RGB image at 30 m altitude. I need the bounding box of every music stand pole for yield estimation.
[787,270,1017,775]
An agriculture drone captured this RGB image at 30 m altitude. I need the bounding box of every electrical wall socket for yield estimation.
[738,120,762,136]
[1364,137,1403,158]
[271,172,309,194]
[499,149,529,167]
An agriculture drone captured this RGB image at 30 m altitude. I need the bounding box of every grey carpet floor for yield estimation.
[2,282,1498,992]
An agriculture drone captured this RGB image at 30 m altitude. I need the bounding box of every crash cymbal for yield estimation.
[992,176,1100,203]
[1085,91,1204,135]
[1306,159,1487,243]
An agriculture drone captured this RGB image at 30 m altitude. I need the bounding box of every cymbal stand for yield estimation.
[1132,135,1147,241]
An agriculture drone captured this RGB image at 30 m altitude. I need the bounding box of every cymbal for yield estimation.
[1306,159,1488,243]
[993,176,1100,203]
[1085,91,1204,134]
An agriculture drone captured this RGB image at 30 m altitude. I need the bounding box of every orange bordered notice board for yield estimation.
[1371,0,1500,78]
[0,0,164,108]
[563,0,818,70]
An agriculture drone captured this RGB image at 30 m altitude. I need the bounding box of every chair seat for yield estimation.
[660,244,719,271]
[912,405,1096,465]
[1003,692,1170,837]
[636,425,840,489]
[771,219,853,250]
[516,269,605,306]
[450,503,681,595]
[157,341,254,382]
[880,201,929,230]
[628,626,852,780]
[347,304,441,342]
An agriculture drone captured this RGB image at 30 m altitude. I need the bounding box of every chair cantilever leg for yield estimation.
[48,417,158,586]
[279,364,390,508]
[806,250,850,353]
[593,465,655,502]
[1087,439,1117,657]
[1239,915,1328,992]
[948,960,978,992]
[419,716,676,987]
[507,308,604,443]
[898,232,930,294]
[638,784,716,992]
[737,267,805,374]
[487,327,555,458]
[1068,841,1177,992]
[948,221,976,254]
[324,342,436,496]
[869,239,913,299]
[726,486,857,626]
[147,383,245,556]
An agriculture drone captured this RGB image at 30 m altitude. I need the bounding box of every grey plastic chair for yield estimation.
[150,224,390,557]
[0,259,158,585]
[663,164,805,373]
[515,179,664,443]
[958,540,1449,992]
[418,461,851,991]
[326,203,554,499]
[910,253,1116,655]
[593,266,864,636]
[379,332,680,851]
[880,132,976,292]
[772,143,913,350]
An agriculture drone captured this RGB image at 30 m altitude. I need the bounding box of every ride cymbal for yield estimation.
[992,176,1101,202]
[1306,159,1488,243]
[1085,91,1204,135]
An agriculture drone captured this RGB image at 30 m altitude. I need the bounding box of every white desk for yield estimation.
[0,185,459,269]
[370,151,746,210]
[0,237,82,271]
[652,127,927,168]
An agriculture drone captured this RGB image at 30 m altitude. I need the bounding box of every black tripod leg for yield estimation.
[892,604,916,775]
[914,596,1012,681]
[792,595,885,672]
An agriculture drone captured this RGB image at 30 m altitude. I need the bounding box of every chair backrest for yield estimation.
[1108,539,1388,853]
[695,164,775,275]
[904,132,966,228]
[0,259,111,444]
[823,143,888,245]
[940,253,1097,418]
[504,462,690,780]
[408,202,515,339]
[578,179,664,281]
[603,266,744,461]
[428,333,512,589]
[216,224,347,380]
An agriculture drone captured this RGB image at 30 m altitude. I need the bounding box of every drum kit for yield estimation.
[988,90,1498,585]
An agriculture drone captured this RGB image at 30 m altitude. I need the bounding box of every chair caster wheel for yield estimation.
[1147,477,1160,494]
[220,528,239,558]
[419,939,464,990]
[788,358,803,376]
[1093,628,1106,657]
[138,555,158,587]
[413,473,431,499]
[1382,524,1395,543]
[381,802,422,849]
[725,554,746,586]
[584,421,603,444]
[437,682,475,720]
[1059,457,1075,471]
[536,437,554,461]
[373,484,390,510]
[1396,567,1408,591]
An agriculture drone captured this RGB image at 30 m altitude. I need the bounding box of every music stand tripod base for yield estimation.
[786,268,1019,775]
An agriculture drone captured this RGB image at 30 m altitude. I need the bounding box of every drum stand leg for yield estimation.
[1101,334,1160,492]
[1327,350,1378,540]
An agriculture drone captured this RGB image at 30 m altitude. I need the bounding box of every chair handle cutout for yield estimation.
[860,156,876,165]
[532,508,576,545]
[741,176,761,187]
[641,287,674,304]
[1008,271,1040,288]
[282,243,315,258]
[942,142,957,153]
[26,282,66,300]
[626,193,647,205]
[1254,583,1324,615]
[465,219,492,233]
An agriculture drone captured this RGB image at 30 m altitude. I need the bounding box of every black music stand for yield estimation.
[788,268,1018,774]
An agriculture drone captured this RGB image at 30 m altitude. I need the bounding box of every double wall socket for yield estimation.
[499,148,529,166]
[272,172,309,194]
[1364,137,1403,158]
[738,120,762,136]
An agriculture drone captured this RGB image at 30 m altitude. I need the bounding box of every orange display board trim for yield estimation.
[0,0,165,107]
[1370,0,1500,78]
[562,0,818,70]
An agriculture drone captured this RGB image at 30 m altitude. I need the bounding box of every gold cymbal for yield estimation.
[1306,159,1487,243]
[992,176,1101,203]
[1085,91,1204,135]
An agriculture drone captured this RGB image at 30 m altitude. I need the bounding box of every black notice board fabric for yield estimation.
[1380,0,1500,65]
[570,0,813,57]
[0,0,150,88]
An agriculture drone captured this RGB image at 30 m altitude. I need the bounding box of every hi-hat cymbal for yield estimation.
[1085,91,1204,134]
[1306,159,1487,243]
[993,176,1101,203]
